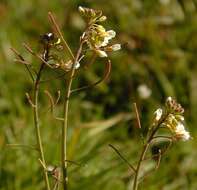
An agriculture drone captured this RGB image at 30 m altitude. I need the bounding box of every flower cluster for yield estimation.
[79,6,121,57]
[155,97,190,141]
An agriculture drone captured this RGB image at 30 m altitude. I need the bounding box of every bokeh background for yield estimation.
[1,0,197,189]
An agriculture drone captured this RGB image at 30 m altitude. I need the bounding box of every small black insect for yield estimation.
[40,32,54,42]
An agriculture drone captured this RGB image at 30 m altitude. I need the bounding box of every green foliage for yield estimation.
[0,0,197,189]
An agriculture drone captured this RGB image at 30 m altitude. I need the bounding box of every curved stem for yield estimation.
[62,41,83,190]
[71,59,111,93]
[33,63,50,190]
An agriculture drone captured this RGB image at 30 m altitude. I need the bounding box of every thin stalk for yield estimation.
[62,41,83,190]
[133,143,149,190]
[33,63,50,190]
[132,114,169,190]
[48,12,75,61]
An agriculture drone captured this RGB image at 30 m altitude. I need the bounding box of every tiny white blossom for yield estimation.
[137,84,151,99]
[181,131,190,141]
[154,108,163,121]
[174,122,190,141]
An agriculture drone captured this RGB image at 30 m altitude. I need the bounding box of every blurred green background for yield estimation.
[1,0,197,189]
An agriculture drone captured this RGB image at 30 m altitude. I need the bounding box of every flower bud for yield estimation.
[166,97,184,114]
[111,44,121,51]
[95,50,108,57]
[154,108,163,121]
[106,30,116,38]
[98,16,107,22]
[175,115,184,121]
[78,6,85,14]
[96,25,105,33]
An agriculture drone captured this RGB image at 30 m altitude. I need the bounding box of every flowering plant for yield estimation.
[10,6,121,190]
[110,97,191,190]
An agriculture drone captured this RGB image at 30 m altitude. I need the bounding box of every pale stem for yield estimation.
[132,114,169,190]
[62,41,83,190]
[33,63,51,190]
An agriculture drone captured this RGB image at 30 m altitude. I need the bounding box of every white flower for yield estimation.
[137,84,151,99]
[95,50,108,57]
[154,108,163,121]
[174,122,190,141]
[111,44,121,51]
[97,30,116,48]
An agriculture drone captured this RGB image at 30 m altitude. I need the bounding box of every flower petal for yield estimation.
[96,50,108,57]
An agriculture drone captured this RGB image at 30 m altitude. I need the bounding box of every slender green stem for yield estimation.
[62,41,83,190]
[133,143,149,190]
[33,63,50,190]
[133,114,169,190]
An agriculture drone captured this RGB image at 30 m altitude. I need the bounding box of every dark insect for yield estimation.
[41,32,54,42]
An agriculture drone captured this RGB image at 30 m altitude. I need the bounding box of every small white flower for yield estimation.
[95,50,108,57]
[154,108,163,121]
[174,122,190,141]
[181,131,190,141]
[137,84,151,99]
[111,44,121,51]
[175,123,185,132]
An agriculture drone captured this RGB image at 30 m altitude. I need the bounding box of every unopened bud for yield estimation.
[111,44,121,51]
[154,108,163,121]
[95,50,108,57]
[78,6,85,14]
[98,16,107,22]
[175,115,184,121]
